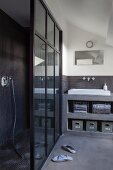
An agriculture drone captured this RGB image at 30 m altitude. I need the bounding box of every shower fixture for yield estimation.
[1,76,11,87]
[1,76,22,158]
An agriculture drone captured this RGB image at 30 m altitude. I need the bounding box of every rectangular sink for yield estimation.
[68,89,111,96]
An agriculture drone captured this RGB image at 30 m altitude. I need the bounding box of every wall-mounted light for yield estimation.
[86,41,94,48]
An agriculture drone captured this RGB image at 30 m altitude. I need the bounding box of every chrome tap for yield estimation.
[82,77,86,80]
[91,77,95,81]
[87,77,90,81]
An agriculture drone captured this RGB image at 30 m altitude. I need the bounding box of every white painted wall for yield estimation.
[58,0,112,38]
[66,22,113,76]
[44,0,113,76]
[106,0,113,46]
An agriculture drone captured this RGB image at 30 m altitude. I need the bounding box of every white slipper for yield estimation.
[62,145,76,154]
[52,155,73,162]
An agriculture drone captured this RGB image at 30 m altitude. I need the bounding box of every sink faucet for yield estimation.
[82,77,86,80]
[87,77,90,81]
[82,77,95,81]
[91,77,95,81]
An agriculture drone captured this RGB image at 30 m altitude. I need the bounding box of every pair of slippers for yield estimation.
[52,145,76,162]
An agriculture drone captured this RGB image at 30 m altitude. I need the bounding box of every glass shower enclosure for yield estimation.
[30,0,62,169]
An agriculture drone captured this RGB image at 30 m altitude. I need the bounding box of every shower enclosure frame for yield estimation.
[30,0,63,169]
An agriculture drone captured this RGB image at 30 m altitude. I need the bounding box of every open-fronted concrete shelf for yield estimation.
[67,112,113,121]
[62,94,113,133]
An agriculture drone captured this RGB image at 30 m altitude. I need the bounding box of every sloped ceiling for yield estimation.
[0,0,30,27]
[45,0,113,46]
[58,0,112,38]
[0,0,113,45]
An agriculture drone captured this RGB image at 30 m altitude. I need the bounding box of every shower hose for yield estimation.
[11,78,23,158]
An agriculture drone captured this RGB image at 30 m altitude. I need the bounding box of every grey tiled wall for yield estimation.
[62,76,113,93]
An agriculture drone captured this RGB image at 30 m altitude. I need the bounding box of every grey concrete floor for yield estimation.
[41,133,113,170]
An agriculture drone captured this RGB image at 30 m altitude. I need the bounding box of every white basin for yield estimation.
[34,88,58,94]
[68,89,111,96]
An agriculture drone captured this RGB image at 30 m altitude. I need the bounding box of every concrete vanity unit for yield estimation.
[62,93,113,134]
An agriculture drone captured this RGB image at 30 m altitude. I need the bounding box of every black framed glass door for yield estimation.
[46,46,54,154]
[34,36,46,168]
[31,0,62,169]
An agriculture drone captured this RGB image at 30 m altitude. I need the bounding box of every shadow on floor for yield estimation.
[0,130,30,170]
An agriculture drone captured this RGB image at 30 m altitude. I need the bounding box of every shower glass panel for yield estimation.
[47,46,55,154]
[32,0,62,169]
[47,15,54,45]
[55,26,59,50]
[35,0,46,38]
[55,52,60,140]
[34,36,46,169]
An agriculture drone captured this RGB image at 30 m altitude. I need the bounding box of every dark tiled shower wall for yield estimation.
[0,10,28,144]
[62,76,113,93]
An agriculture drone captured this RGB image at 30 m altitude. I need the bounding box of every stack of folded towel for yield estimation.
[73,104,87,113]
[93,104,111,114]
